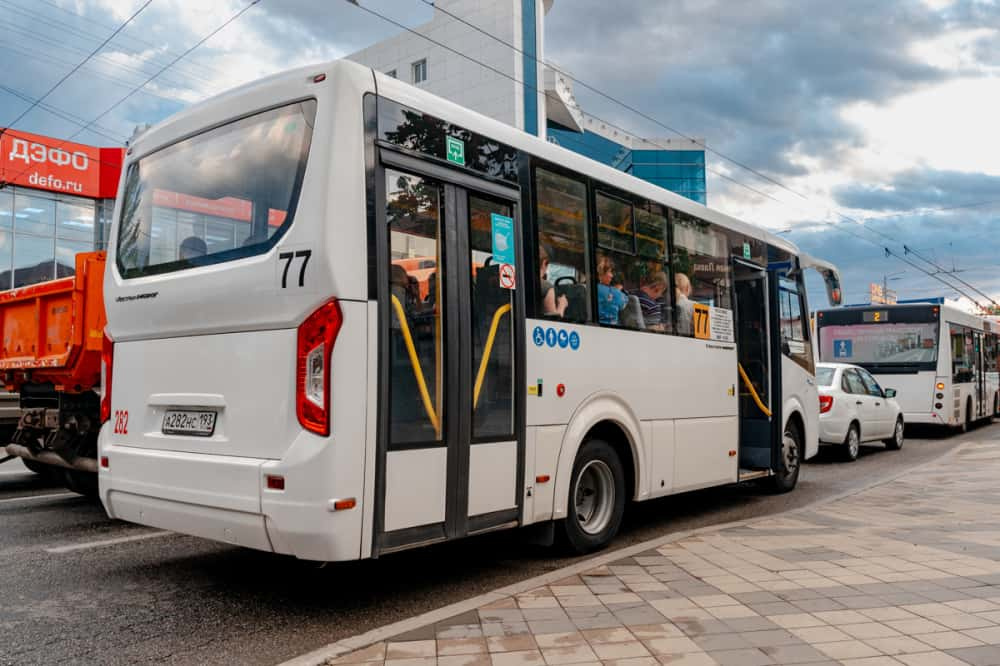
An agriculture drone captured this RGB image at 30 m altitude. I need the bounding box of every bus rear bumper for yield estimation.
[98,430,364,562]
[904,412,947,426]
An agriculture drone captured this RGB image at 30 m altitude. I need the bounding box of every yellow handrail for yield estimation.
[473,303,512,409]
[390,294,441,437]
[738,363,772,418]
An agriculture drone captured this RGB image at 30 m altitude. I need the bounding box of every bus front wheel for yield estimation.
[770,421,802,493]
[562,439,626,554]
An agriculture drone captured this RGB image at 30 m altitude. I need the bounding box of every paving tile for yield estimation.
[813,609,872,625]
[438,655,492,666]
[915,630,984,649]
[740,629,801,648]
[722,617,779,633]
[840,622,902,640]
[534,632,586,649]
[486,635,537,653]
[813,640,882,660]
[385,658,438,666]
[691,633,751,652]
[884,618,949,635]
[837,658,905,666]
[643,636,701,655]
[768,613,826,629]
[601,658,658,666]
[437,638,489,656]
[651,654,718,666]
[757,643,830,663]
[673,619,732,637]
[898,652,975,666]
[590,641,652,660]
[538,644,600,664]
[863,636,937,656]
[963,625,1000,645]
[789,625,853,643]
[488,649,545,666]
[385,640,438,660]
[934,613,996,630]
[944,645,1000,665]
[860,607,920,622]
[703,647,774,666]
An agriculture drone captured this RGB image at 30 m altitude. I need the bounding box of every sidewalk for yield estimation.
[309,438,1000,666]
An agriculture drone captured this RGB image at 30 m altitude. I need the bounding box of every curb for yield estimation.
[280,434,981,666]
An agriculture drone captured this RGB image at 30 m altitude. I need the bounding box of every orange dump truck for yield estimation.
[0,252,106,494]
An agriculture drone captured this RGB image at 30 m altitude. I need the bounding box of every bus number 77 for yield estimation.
[279,250,311,288]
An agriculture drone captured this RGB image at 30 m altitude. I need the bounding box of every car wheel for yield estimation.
[884,417,904,450]
[842,423,860,462]
[561,439,626,554]
[770,421,802,493]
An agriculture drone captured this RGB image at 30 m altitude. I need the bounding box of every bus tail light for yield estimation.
[819,395,834,414]
[296,299,343,437]
[100,333,114,423]
[936,382,945,390]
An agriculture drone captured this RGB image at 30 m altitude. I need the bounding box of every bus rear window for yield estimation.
[116,100,316,278]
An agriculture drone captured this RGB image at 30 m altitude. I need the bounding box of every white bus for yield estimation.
[99,60,842,561]
[816,300,1000,431]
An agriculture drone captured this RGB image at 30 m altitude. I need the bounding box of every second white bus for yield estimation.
[98,60,842,561]
[816,300,999,431]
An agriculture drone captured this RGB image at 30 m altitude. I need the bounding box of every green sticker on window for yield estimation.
[743,242,751,259]
[446,136,465,166]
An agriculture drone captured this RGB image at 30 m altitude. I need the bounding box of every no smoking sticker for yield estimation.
[499,263,516,289]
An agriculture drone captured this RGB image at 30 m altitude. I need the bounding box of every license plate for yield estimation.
[162,410,217,437]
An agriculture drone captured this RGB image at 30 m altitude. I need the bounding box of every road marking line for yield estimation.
[45,530,173,554]
[0,492,77,505]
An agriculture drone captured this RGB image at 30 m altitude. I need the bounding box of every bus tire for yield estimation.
[561,439,626,554]
[993,394,998,420]
[770,420,802,493]
[884,417,904,450]
[961,399,972,433]
[842,423,860,462]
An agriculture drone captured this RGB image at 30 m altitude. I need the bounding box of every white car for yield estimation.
[816,362,905,461]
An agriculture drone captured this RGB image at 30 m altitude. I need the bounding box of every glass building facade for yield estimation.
[0,185,115,290]
[547,123,707,206]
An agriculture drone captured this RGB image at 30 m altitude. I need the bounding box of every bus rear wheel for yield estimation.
[562,439,625,554]
[770,421,802,493]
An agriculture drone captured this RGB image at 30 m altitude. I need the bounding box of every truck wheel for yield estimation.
[63,470,98,498]
[770,421,802,493]
[22,458,50,476]
[561,439,626,554]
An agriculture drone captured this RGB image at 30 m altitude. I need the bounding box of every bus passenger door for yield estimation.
[733,259,772,469]
[374,159,522,555]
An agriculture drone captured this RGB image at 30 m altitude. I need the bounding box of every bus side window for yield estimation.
[671,212,732,337]
[534,168,591,323]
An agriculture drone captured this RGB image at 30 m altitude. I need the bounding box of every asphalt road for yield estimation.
[0,423,993,666]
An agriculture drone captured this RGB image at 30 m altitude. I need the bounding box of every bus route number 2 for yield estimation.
[693,303,711,340]
[279,250,312,288]
[113,410,129,435]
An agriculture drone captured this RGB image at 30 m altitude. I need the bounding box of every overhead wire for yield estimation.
[351,0,996,304]
[1,0,153,136]
[0,0,263,190]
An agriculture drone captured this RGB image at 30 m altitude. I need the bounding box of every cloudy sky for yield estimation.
[1,0,998,309]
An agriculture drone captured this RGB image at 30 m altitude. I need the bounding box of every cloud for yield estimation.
[834,168,1000,212]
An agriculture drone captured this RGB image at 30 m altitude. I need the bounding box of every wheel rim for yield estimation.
[895,421,903,446]
[574,460,615,535]
[848,428,859,458]
[782,431,799,474]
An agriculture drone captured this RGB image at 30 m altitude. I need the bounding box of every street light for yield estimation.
[882,271,905,304]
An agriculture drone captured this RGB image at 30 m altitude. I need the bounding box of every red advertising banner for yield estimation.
[0,129,123,199]
[153,188,288,227]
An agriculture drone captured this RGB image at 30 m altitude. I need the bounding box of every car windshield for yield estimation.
[816,367,835,386]
[116,100,316,278]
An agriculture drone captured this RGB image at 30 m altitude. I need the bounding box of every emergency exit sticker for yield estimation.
[446,136,465,165]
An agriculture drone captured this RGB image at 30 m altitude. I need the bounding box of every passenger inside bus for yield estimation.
[632,271,669,332]
[596,253,628,325]
[179,236,207,260]
[538,245,569,318]
[675,272,694,336]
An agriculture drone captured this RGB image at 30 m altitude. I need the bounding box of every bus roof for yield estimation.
[130,59,806,259]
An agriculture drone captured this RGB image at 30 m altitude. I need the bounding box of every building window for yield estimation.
[386,69,397,79]
[411,59,427,84]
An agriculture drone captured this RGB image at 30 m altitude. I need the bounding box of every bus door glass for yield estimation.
[732,258,771,469]
[377,163,520,553]
[975,331,986,417]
